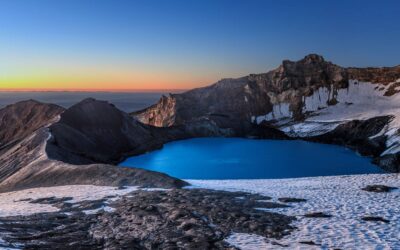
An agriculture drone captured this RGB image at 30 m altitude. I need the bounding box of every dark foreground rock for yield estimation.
[299,240,320,246]
[362,185,398,193]
[361,216,390,223]
[278,197,307,203]
[304,212,332,218]
[0,189,295,249]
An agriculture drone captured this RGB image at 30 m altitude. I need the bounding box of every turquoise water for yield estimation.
[120,138,384,179]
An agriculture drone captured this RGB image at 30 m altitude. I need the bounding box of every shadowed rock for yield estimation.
[304,212,332,218]
[361,216,390,223]
[362,185,398,193]
[299,240,319,245]
[48,98,163,164]
[278,197,307,203]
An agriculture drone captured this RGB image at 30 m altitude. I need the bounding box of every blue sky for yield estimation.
[0,0,399,90]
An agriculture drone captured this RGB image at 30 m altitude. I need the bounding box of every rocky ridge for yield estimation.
[0,100,64,150]
[0,100,187,192]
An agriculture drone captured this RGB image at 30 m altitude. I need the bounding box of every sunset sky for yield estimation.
[1,0,399,91]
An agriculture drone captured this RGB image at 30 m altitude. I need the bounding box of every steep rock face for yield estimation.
[136,54,400,127]
[48,98,163,164]
[0,100,64,150]
[135,95,177,127]
[136,76,266,127]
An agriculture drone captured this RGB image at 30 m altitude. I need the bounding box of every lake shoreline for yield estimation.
[120,137,383,180]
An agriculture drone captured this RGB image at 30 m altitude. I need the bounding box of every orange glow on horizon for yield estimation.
[0,87,188,93]
[0,69,220,92]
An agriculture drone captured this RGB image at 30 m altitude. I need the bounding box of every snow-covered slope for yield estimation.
[189,174,400,249]
[257,79,400,157]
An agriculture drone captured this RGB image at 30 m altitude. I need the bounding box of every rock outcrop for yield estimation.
[136,54,400,127]
[135,54,400,171]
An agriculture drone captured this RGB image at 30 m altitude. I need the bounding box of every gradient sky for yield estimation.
[1,0,399,91]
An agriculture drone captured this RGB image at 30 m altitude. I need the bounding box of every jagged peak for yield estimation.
[281,54,327,66]
[302,53,325,63]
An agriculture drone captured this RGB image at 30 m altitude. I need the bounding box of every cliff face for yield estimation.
[136,54,400,127]
[135,54,400,171]
[135,95,177,127]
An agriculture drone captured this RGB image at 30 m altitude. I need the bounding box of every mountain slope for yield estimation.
[47,98,163,164]
[0,100,186,192]
[0,100,64,150]
[135,54,400,171]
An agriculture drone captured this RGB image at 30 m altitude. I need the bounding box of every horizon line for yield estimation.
[0,88,189,93]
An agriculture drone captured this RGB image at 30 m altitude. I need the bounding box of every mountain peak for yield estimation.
[281,54,327,69]
[302,53,325,63]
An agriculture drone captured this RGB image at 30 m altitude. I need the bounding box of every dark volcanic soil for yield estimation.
[0,189,295,250]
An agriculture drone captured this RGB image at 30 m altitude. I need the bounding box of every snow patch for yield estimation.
[254,80,400,155]
[256,102,292,124]
[281,121,340,137]
[0,185,138,217]
[188,174,400,249]
[225,233,272,250]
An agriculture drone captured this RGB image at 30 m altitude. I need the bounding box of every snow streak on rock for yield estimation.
[255,79,400,155]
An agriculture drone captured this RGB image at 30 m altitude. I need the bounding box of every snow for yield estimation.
[280,121,340,137]
[0,185,138,217]
[0,175,398,249]
[225,233,272,250]
[255,79,400,155]
[187,173,400,250]
[256,102,292,123]
[302,86,332,112]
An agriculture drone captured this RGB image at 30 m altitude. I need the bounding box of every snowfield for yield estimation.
[0,185,138,217]
[256,80,400,155]
[0,174,398,249]
[188,174,400,250]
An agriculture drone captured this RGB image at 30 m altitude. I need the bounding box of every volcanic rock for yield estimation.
[0,189,296,249]
[362,185,398,193]
[48,98,162,164]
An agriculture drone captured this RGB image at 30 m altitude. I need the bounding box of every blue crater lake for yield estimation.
[120,138,384,179]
